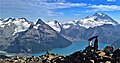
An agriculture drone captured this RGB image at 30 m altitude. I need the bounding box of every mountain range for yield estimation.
[46,13,118,31]
[0,18,71,53]
[46,13,120,47]
[0,13,120,53]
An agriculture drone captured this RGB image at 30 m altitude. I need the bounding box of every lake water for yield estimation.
[32,41,110,56]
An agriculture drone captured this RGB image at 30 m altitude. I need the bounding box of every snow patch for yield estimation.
[33,26,38,29]
[97,13,103,16]
[45,21,61,32]
[33,24,41,29]
[0,18,31,35]
[63,25,71,29]
[12,19,30,35]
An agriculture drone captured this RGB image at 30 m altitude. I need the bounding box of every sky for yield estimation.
[0,0,120,23]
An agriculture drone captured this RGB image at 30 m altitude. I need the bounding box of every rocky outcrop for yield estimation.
[111,38,120,49]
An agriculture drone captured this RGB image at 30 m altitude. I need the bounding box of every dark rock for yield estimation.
[112,38,120,49]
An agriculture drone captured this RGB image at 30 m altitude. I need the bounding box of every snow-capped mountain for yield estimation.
[0,13,119,53]
[46,13,120,43]
[0,18,71,53]
[46,13,119,32]
[46,20,79,32]
[45,20,62,32]
[0,18,31,35]
[62,20,78,29]
[46,20,78,32]
[77,13,118,28]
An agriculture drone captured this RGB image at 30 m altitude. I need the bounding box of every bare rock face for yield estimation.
[103,46,114,56]
[112,38,120,49]
[113,48,120,57]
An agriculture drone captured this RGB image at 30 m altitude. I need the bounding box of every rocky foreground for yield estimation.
[0,46,120,63]
[0,36,120,63]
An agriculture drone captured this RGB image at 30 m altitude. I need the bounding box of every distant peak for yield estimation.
[2,17,29,22]
[93,13,106,16]
[19,17,27,20]
[3,18,13,22]
[18,17,28,21]
[35,19,44,25]
[92,13,116,21]
[84,13,107,19]
[7,18,13,20]
[0,19,2,21]
[54,20,59,24]
[19,17,26,19]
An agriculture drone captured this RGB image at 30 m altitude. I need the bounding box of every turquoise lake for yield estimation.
[32,41,110,56]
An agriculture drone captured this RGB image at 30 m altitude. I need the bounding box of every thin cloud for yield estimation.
[107,0,116,2]
[30,2,87,16]
[1,0,87,17]
[88,5,120,11]
[31,2,87,9]
[21,0,66,3]
[47,11,64,16]
[74,14,82,16]
[1,0,120,19]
